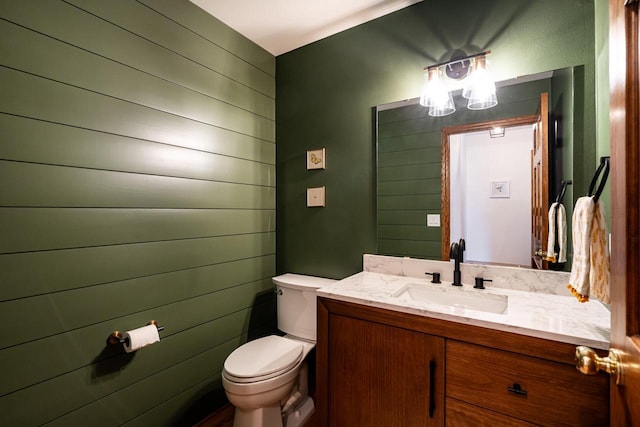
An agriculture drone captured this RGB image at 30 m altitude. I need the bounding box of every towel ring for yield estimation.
[588,157,610,203]
[555,180,572,204]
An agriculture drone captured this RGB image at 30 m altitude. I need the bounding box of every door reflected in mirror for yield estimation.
[449,124,533,267]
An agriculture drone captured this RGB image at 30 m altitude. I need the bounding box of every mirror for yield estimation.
[376,66,593,270]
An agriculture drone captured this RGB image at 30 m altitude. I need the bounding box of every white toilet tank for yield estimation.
[273,274,336,341]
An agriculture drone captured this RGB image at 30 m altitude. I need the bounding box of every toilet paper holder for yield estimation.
[108,320,164,346]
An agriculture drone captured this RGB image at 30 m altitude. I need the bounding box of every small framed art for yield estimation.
[490,180,510,198]
[306,148,326,170]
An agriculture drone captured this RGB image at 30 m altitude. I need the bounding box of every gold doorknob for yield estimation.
[534,249,545,257]
[575,345,624,385]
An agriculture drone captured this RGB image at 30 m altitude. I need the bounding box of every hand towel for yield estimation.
[557,203,567,263]
[546,203,559,262]
[546,202,567,263]
[589,201,610,303]
[567,197,610,303]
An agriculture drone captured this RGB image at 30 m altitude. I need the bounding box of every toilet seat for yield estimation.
[223,336,303,384]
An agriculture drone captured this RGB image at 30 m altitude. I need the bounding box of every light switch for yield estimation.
[307,186,326,207]
[427,214,440,227]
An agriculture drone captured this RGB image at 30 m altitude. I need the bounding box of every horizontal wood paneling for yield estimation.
[3,323,248,425]
[1,256,275,349]
[0,161,275,209]
[376,146,441,167]
[377,238,441,259]
[377,225,441,241]
[377,209,432,225]
[0,208,275,254]
[140,0,274,76]
[126,376,225,427]
[65,0,274,97]
[0,19,274,124]
[1,281,275,400]
[0,0,274,99]
[377,179,441,196]
[377,194,441,210]
[377,163,442,182]
[0,115,274,184]
[0,66,274,143]
[1,232,275,300]
[0,0,275,424]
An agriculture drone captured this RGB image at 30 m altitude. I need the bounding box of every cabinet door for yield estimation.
[327,314,444,426]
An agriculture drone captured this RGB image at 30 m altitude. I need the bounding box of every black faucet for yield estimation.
[449,238,465,286]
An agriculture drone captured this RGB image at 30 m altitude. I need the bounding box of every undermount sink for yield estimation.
[391,283,508,314]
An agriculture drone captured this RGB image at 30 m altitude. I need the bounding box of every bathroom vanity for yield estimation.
[315,255,610,426]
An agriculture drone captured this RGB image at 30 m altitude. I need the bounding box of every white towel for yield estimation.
[557,203,567,263]
[546,202,567,263]
[567,197,610,303]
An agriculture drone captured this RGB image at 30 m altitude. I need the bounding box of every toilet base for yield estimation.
[232,405,283,427]
[284,396,314,427]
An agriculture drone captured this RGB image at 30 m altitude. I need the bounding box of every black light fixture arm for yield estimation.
[423,50,492,72]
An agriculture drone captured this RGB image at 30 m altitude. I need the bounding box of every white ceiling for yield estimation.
[189,0,423,56]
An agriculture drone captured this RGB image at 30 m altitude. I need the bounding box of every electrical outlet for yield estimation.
[427,214,441,227]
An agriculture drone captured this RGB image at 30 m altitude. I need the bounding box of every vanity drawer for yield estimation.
[446,340,609,427]
[446,397,536,426]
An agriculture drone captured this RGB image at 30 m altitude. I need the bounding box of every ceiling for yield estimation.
[189,0,423,56]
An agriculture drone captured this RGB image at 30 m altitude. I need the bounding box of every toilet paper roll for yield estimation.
[123,324,160,353]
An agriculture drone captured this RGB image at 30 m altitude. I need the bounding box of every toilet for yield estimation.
[222,273,336,427]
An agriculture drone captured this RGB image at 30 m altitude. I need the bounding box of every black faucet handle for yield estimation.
[474,277,492,289]
[425,272,441,284]
[458,239,465,262]
[449,242,459,259]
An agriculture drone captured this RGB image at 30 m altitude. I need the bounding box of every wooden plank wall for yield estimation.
[0,0,275,425]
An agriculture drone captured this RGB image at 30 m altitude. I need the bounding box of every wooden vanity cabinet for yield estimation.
[316,297,609,427]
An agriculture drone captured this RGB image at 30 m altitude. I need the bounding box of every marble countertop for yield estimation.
[317,271,610,350]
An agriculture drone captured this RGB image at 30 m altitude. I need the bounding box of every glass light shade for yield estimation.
[420,68,455,116]
[462,56,498,110]
[467,92,498,110]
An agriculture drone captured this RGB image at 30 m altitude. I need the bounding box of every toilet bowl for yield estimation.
[221,274,336,427]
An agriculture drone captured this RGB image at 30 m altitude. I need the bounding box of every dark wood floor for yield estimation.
[195,403,317,427]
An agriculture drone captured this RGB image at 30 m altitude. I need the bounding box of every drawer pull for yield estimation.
[507,383,528,397]
[429,360,436,417]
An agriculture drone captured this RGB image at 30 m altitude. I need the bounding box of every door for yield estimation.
[530,93,550,269]
[608,0,640,425]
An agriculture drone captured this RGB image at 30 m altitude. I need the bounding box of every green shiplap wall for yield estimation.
[276,0,596,278]
[377,80,551,259]
[0,1,275,425]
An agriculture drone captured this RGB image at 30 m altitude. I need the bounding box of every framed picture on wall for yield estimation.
[306,148,326,170]
[490,180,510,198]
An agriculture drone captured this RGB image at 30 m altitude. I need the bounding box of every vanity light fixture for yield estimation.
[420,50,497,116]
[420,67,456,116]
[489,126,505,138]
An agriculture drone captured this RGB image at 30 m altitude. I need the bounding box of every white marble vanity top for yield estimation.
[317,256,610,350]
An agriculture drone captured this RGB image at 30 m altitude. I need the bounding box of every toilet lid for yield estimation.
[224,336,303,381]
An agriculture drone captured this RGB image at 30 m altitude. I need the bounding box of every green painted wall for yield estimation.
[276,0,597,279]
[0,0,275,425]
